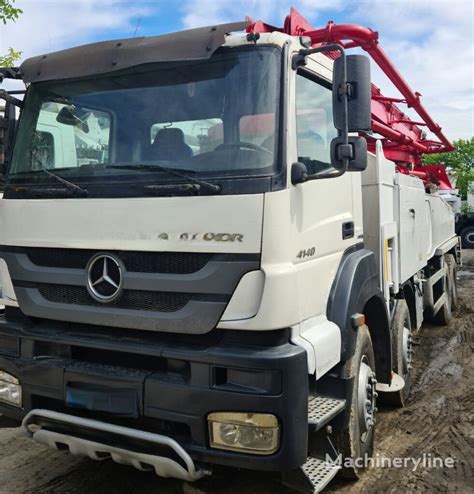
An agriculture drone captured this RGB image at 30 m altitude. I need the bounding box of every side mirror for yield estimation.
[57,105,89,133]
[330,136,367,172]
[292,46,371,179]
[333,54,371,132]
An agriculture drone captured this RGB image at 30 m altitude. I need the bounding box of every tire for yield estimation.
[432,256,453,325]
[460,226,474,249]
[379,299,412,407]
[445,254,458,311]
[335,325,377,479]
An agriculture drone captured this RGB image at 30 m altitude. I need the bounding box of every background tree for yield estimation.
[0,0,22,67]
[423,137,474,200]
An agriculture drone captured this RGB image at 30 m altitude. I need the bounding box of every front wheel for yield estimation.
[379,299,412,407]
[336,325,377,479]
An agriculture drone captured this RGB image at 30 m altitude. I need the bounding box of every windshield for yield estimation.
[7,46,280,197]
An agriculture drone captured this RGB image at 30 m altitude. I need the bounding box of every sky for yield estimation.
[1,0,473,140]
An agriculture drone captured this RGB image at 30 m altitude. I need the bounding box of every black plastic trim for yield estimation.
[326,245,392,382]
[342,221,355,240]
[0,322,308,472]
[4,175,276,199]
[271,41,290,192]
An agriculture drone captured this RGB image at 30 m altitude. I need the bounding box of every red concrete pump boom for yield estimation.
[247,7,455,170]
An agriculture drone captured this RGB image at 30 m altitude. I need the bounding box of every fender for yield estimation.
[327,246,392,383]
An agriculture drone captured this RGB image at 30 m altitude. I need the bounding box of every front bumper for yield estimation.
[0,314,308,472]
[22,409,208,481]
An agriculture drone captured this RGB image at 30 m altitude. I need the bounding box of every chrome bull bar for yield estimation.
[21,409,210,481]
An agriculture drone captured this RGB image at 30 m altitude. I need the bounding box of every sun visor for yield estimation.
[19,21,249,83]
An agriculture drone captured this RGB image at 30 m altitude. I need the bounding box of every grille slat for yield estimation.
[24,248,211,274]
[37,284,192,312]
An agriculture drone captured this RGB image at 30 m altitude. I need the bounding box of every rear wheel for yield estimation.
[379,299,412,407]
[460,226,474,249]
[445,254,458,311]
[336,325,377,479]
[432,259,453,326]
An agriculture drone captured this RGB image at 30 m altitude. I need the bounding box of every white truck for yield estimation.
[0,10,460,493]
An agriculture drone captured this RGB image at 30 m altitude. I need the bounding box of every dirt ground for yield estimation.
[0,252,472,494]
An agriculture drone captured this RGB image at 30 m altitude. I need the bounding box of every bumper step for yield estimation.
[308,396,345,431]
[282,457,340,494]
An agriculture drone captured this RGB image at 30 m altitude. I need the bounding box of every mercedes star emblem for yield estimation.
[86,253,123,302]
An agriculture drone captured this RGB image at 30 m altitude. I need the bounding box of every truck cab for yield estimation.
[0,19,459,493]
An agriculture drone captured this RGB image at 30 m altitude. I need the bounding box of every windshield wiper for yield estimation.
[9,166,88,197]
[105,164,221,194]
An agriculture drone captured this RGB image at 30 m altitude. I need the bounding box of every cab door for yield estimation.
[287,54,360,321]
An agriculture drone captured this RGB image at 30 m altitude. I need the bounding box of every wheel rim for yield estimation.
[357,356,377,443]
[445,272,452,314]
[402,323,413,375]
[452,267,458,302]
[466,231,474,246]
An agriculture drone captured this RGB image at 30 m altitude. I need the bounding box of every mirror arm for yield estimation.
[0,89,23,109]
[0,67,21,81]
[305,167,347,182]
[292,44,349,180]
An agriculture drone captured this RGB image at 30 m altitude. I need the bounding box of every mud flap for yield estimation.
[376,372,405,393]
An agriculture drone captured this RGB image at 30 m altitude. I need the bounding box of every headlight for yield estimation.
[0,371,22,407]
[208,412,279,455]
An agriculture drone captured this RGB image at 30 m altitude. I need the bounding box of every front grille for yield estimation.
[24,248,211,274]
[3,246,260,333]
[37,284,192,312]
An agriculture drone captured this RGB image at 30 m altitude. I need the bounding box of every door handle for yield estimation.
[342,221,355,240]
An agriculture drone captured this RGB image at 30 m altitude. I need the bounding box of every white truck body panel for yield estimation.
[290,315,341,377]
[394,172,430,283]
[425,194,457,258]
[361,141,398,300]
[362,141,456,301]
[0,195,264,253]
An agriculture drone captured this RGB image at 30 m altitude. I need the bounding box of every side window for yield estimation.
[32,102,110,169]
[296,73,338,175]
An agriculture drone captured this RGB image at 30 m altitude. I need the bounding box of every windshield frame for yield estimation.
[5,45,286,199]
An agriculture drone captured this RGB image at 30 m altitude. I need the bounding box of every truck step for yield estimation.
[303,457,340,493]
[308,396,346,430]
[282,457,340,494]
